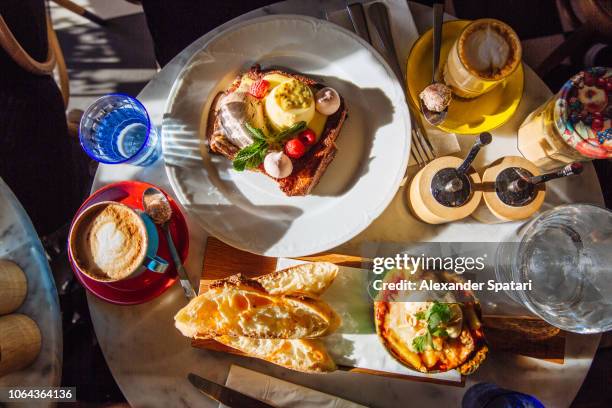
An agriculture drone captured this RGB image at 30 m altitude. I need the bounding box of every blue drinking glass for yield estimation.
[79,94,161,166]
[462,383,545,408]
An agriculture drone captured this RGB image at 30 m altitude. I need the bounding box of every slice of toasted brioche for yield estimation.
[206,65,348,196]
[255,262,338,297]
[174,275,340,339]
[215,335,336,373]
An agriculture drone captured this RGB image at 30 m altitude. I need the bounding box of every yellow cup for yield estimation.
[443,18,522,98]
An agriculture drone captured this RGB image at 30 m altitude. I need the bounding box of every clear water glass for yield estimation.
[496,204,612,333]
[79,94,161,166]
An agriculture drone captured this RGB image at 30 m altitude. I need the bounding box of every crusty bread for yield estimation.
[206,65,348,196]
[215,335,337,373]
[255,262,338,297]
[174,275,340,339]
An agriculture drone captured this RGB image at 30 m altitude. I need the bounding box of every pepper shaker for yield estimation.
[409,133,491,224]
[472,157,583,223]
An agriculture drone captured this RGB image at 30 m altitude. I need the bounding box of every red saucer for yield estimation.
[68,181,189,305]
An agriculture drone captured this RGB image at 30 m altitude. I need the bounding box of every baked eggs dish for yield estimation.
[375,300,488,374]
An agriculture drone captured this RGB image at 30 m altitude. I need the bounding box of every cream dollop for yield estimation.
[315,87,341,116]
[263,151,293,179]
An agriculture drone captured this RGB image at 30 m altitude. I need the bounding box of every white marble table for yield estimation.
[0,178,62,408]
[87,1,604,407]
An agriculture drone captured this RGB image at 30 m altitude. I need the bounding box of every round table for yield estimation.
[87,1,604,407]
[0,177,62,408]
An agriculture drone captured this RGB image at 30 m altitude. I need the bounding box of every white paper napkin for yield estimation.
[220,365,367,408]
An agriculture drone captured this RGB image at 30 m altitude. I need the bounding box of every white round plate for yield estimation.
[162,14,410,257]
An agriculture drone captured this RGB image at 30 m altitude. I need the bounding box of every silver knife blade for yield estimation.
[188,373,275,408]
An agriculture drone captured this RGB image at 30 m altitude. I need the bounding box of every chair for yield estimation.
[0,9,78,135]
[536,0,612,78]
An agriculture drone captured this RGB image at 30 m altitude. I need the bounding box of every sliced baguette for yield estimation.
[175,275,340,339]
[215,335,337,373]
[255,262,338,297]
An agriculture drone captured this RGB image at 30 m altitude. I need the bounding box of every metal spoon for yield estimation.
[419,3,449,126]
[143,187,196,299]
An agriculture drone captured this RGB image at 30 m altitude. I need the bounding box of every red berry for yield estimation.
[596,77,606,88]
[298,129,317,146]
[284,138,306,159]
[592,118,604,131]
[248,79,270,99]
[584,74,594,86]
[606,80,612,92]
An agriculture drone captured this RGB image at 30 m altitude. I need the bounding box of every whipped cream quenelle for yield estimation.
[264,151,293,179]
[444,19,521,98]
[315,87,341,116]
[70,202,147,281]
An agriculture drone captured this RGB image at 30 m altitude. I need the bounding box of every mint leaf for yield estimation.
[274,121,307,143]
[415,311,426,321]
[244,122,267,142]
[233,139,268,171]
[232,121,306,171]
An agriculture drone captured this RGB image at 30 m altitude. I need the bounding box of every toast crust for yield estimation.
[205,65,348,196]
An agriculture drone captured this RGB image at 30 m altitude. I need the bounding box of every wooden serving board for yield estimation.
[192,237,565,384]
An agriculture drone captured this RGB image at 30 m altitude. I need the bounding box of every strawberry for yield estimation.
[248,79,270,99]
[298,129,317,146]
[284,138,306,159]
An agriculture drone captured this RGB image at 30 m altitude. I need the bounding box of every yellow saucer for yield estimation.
[406,20,524,134]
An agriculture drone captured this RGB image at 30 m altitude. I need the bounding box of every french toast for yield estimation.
[206,64,348,196]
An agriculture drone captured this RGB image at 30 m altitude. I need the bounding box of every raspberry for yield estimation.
[248,79,270,99]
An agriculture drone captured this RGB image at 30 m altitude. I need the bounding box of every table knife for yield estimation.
[188,373,276,408]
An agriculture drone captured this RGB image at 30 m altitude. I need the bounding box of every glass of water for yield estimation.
[79,94,161,166]
[495,204,612,333]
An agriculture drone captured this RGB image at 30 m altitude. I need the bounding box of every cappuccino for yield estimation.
[444,19,521,98]
[71,202,147,281]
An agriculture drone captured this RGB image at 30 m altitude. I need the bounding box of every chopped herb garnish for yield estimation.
[411,302,453,352]
[412,332,431,353]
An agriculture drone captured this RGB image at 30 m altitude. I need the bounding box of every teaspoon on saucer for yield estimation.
[419,3,450,126]
[143,187,196,299]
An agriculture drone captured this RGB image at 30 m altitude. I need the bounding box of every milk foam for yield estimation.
[463,27,510,73]
[81,204,145,280]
